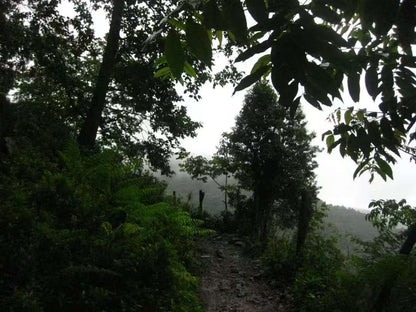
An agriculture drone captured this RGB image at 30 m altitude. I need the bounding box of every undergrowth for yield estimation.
[0,141,206,311]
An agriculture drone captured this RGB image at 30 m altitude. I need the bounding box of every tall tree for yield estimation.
[77,0,125,149]
[222,82,319,248]
[5,0,234,172]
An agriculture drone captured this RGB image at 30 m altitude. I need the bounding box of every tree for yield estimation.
[180,151,233,213]
[2,0,241,173]
[222,82,319,250]
[157,0,416,180]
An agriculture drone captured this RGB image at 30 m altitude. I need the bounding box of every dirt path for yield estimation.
[198,233,294,312]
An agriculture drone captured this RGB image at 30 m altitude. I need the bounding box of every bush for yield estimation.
[291,232,345,312]
[0,141,203,311]
[262,229,345,311]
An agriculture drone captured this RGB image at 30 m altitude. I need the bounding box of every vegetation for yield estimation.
[160,0,416,180]
[0,141,204,311]
[1,0,416,311]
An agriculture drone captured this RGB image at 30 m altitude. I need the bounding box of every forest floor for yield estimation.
[198,233,294,312]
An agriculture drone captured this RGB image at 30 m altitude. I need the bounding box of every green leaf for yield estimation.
[375,166,387,181]
[357,109,366,121]
[184,61,197,78]
[154,55,167,67]
[203,0,227,30]
[336,109,341,123]
[168,18,186,31]
[375,156,393,180]
[380,117,395,141]
[321,130,332,141]
[222,0,248,45]
[344,107,353,125]
[326,134,335,152]
[215,30,223,46]
[312,3,342,24]
[250,54,271,74]
[246,0,268,23]
[365,64,379,100]
[186,20,212,66]
[165,29,185,79]
[233,65,270,94]
[367,120,382,146]
[279,82,299,108]
[353,158,370,179]
[357,128,371,158]
[348,71,360,102]
[235,40,272,62]
[154,66,171,79]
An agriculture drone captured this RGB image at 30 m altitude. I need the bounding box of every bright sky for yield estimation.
[60,0,416,211]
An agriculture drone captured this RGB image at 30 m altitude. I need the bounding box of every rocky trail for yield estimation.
[198,233,294,312]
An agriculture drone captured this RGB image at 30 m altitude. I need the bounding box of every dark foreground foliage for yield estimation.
[0,141,204,312]
[261,205,416,312]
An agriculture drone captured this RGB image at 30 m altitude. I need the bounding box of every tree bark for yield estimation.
[77,0,125,149]
[399,223,416,255]
[198,189,205,214]
[224,175,228,213]
[296,190,313,257]
[0,94,11,155]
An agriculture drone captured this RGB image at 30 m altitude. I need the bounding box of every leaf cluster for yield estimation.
[156,0,416,180]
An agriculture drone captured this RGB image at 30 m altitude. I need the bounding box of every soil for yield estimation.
[198,233,294,312]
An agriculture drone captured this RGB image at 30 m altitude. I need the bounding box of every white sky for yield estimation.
[59,1,416,211]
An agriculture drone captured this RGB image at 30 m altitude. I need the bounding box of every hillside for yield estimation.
[322,204,379,253]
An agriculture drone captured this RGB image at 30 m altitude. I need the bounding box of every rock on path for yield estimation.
[199,233,294,312]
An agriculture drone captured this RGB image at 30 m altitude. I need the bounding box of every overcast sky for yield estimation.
[62,1,416,211]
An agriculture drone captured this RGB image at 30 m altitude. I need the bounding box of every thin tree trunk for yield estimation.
[296,190,312,257]
[199,189,205,215]
[224,175,228,213]
[77,0,125,149]
[0,94,11,155]
[399,223,416,255]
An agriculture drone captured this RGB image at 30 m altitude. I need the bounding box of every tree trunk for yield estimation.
[399,223,416,255]
[0,94,12,156]
[371,224,416,312]
[77,0,125,149]
[296,190,313,258]
[198,189,205,215]
[224,175,228,213]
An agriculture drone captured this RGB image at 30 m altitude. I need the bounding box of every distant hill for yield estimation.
[160,168,379,249]
[321,204,379,253]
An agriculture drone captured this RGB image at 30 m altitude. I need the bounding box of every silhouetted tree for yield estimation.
[222,82,319,250]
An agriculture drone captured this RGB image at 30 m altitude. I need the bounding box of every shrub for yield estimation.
[0,141,203,311]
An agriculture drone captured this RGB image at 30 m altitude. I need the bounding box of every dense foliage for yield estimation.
[1,1,216,310]
[1,0,240,172]
[0,141,204,311]
[2,1,416,311]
